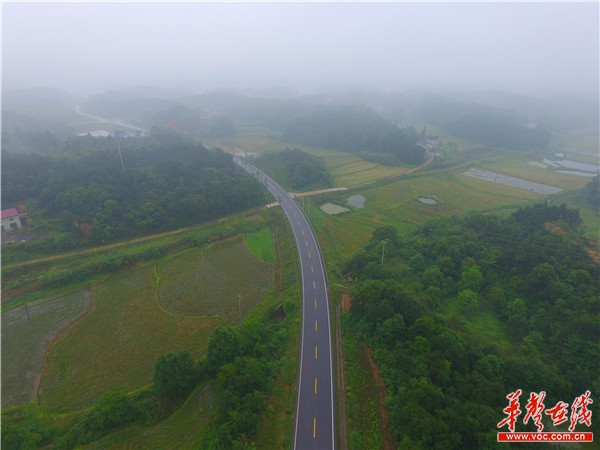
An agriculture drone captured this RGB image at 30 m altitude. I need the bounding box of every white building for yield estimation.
[1,208,24,232]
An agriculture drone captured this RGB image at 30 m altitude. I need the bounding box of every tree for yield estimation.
[205,326,241,374]
[153,350,197,397]
[459,264,483,292]
[92,387,138,429]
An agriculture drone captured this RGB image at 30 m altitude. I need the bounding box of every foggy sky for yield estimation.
[3,2,599,96]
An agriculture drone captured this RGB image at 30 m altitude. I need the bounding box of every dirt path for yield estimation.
[365,347,395,450]
[290,187,349,198]
[405,153,437,174]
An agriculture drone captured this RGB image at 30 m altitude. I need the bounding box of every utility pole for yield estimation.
[115,131,125,172]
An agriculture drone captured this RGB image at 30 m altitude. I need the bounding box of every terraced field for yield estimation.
[158,237,273,319]
[1,290,92,408]
[37,237,273,411]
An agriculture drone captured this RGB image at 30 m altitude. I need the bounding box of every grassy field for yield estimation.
[245,226,276,263]
[158,237,273,320]
[307,169,544,267]
[37,235,273,412]
[1,290,92,408]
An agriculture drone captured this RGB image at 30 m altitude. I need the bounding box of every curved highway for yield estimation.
[235,157,335,450]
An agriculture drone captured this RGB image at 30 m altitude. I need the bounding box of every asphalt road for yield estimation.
[235,158,336,450]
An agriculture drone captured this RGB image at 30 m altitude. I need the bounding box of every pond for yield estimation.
[464,168,562,195]
[553,160,599,173]
[320,203,350,215]
[347,194,366,209]
[556,170,597,178]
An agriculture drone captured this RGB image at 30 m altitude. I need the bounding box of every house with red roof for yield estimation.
[1,208,24,232]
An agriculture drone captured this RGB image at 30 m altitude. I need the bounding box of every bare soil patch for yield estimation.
[341,293,351,312]
[365,347,395,450]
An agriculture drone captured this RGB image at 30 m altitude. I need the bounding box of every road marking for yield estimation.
[315,345,318,359]
[313,417,317,439]
[314,378,318,394]
[315,320,318,331]
[305,240,308,247]
[301,229,305,236]
[298,220,301,226]
[311,265,314,273]
[308,252,312,259]
[314,298,317,309]
[313,281,316,289]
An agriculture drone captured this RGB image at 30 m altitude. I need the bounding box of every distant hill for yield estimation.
[2,87,78,120]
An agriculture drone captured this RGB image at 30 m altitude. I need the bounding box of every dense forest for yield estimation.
[254,148,333,191]
[2,128,268,248]
[419,101,550,149]
[281,106,426,164]
[445,111,550,149]
[345,203,598,449]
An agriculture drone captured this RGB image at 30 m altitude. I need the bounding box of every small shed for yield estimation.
[1,208,24,232]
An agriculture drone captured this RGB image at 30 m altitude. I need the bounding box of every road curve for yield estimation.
[235,157,336,450]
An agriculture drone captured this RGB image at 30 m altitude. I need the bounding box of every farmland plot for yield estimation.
[1,290,92,408]
[38,237,272,411]
[158,237,273,320]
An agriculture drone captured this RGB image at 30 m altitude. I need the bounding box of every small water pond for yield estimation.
[418,197,438,205]
[464,168,562,195]
[320,203,350,215]
[347,194,366,209]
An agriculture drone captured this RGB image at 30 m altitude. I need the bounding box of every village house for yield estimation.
[1,208,25,232]
[418,135,441,151]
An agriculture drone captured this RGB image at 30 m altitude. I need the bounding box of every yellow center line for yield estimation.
[315,345,318,359]
[315,320,318,331]
[314,377,318,394]
[313,281,316,289]
[313,417,317,439]
[314,298,317,308]
[311,265,314,273]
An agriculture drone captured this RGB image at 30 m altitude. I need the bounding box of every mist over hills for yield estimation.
[2,84,597,141]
